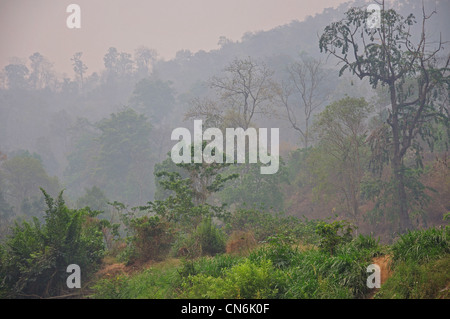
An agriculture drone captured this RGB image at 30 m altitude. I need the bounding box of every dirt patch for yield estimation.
[372,255,392,285]
[95,257,182,280]
[96,263,127,278]
[366,255,392,299]
[226,230,257,255]
[95,259,154,279]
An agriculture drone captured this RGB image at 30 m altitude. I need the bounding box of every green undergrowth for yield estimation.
[374,226,449,299]
[90,233,384,299]
[374,255,450,299]
[90,226,449,299]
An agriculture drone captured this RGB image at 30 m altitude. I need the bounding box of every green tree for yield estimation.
[0,151,60,217]
[71,52,88,91]
[0,189,104,298]
[29,52,54,90]
[4,64,29,90]
[319,2,450,232]
[103,47,133,82]
[311,97,372,222]
[76,186,109,214]
[134,46,157,79]
[65,109,154,206]
[129,77,176,121]
[0,189,13,239]
[153,157,187,201]
[0,152,12,235]
[95,108,154,204]
[219,160,288,211]
[145,143,238,228]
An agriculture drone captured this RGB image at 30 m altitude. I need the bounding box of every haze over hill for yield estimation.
[0,0,352,76]
[0,0,448,236]
[1,0,449,301]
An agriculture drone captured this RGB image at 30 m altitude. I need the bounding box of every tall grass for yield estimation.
[91,262,181,299]
[177,254,243,278]
[180,258,285,299]
[374,226,449,299]
[375,255,450,299]
[282,234,382,299]
[391,227,449,265]
[91,227,449,300]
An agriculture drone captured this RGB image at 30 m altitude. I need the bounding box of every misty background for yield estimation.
[0,0,449,233]
[0,0,349,75]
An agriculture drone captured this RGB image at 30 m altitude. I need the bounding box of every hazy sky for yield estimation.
[0,0,350,76]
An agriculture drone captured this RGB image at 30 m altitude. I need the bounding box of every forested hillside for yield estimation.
[0,0,449,300]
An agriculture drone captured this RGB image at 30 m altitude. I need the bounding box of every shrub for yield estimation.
[315,220,355,254]
[282,234,381,299]
[228,209,278,241]
[91,275,129,299]
[391,226,449,265]
[181,273,226,299]
[182,259,284,299]
[228,209,319,244]
[226,230,257,255]
[91,265,180,299]
[249,232,298,269]
[195,217,226,256]
[350,234,381,251]
[178,254,242,279]
[223,259,284,298]
[375,255,450,299]
[175,217,226,258]
[124,215,175,264]
[0,189,104,298]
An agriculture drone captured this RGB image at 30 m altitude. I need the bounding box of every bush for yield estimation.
[350,233,381,251]
[315,220,355,254]
[249,232,298,269]
[91,265,180,299]
[226,230,257,255]
[91,275,129,299]
[182,259,284,299]
[282,234,381,299]
[284,258,354,299]
[375,255,450,299]
[228,209,319,244]
[175,217,226,258]
[228,209,278,241]
[0,189,104,298]
[178,254,242,278]
[391,226,449,265]
[123,215,175,264]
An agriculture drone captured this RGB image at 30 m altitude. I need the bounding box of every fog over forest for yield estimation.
[0,0,449,301]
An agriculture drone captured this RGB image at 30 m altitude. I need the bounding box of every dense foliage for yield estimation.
[0,190,104,298]
[0,0,448,300]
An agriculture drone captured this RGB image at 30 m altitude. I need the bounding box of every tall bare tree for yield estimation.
[277,55,327,148]
[208,56,276,130]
